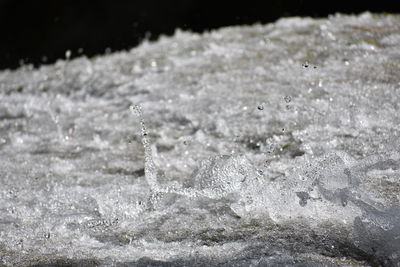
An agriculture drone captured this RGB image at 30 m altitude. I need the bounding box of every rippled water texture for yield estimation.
[1,12,400,266]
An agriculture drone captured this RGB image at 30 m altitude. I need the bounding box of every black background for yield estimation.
[0,0,397,70]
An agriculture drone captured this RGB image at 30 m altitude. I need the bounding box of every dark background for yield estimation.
[0,0,397,70]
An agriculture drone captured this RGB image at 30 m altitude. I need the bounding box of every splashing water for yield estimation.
[130,105,159,191]
[0,12,400,266]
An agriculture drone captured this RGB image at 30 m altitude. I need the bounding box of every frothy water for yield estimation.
[0,12,400,266]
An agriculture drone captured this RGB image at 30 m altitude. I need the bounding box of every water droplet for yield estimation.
[298,175,307,181]
[130,105,142,117]
[65,50,71,60]
[284,96,292,103]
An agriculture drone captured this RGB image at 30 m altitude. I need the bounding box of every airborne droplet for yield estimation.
[65,50,71,60]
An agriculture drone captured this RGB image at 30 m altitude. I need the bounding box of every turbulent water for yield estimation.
[1,13,400,266]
